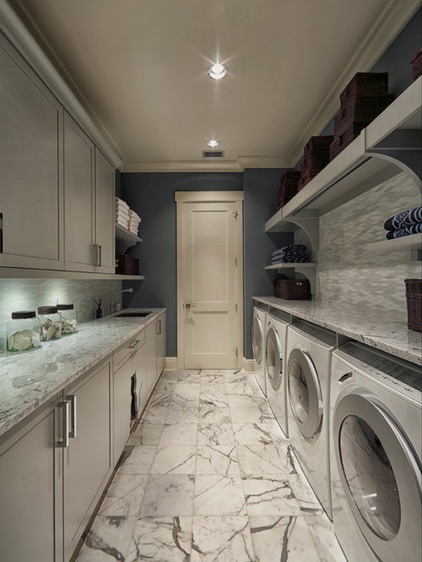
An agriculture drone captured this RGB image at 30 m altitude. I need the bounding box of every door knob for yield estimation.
[185,303,196,309]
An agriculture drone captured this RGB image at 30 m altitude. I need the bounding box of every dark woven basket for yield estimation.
[274,279,311,300]
[116,254,139,275]
[405,279,422,332]
[411,49,422,81]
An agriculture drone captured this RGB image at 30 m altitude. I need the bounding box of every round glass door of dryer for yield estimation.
[265,327,282,391]
[287,348,323,439]
[252,315,263,365]
[334,393,422,562]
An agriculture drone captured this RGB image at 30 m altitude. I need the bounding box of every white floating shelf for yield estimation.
[265,263,317,270]
[367,233,422,252]
[115,223,142,244]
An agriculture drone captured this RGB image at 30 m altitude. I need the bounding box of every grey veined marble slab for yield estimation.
[0,309,165,439]
[254,296,422,365]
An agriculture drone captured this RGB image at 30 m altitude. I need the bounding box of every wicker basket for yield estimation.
[339,72,389,105]
[277,171,301,209]
[405,279,422,332]
[274,278,311,300]
[411,49,422,81]
[116,254,139,275]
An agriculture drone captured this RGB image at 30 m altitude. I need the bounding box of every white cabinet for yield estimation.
[63,359,112,561]
[0,34,64,271]
[0,397,63,562]
[113,329,146,463]
[64,114,115,273]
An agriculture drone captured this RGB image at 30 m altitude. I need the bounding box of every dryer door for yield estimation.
[265,326,282,391]
[287,348,323,439]
[334,393,421,562]
[252,313,263,366]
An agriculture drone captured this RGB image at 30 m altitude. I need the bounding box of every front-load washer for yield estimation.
[265,308,290,437]
[286,320,337,519]
[330,341,421,562]
[252,303,267,396]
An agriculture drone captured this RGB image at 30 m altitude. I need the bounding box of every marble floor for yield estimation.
[76,370,347,562]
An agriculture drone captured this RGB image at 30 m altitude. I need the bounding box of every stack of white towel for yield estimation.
[128,209,141,236]
[115,197,142,236]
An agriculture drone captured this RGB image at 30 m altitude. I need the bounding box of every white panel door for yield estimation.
[182,201,240,369]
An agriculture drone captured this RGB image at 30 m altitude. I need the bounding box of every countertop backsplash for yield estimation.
[0,279,122,353]
[316,172,421,320]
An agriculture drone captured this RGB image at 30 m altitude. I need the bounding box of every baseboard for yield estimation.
[242,358,255,372]
[164,357,178,371]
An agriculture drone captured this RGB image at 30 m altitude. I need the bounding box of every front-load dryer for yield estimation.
[286,320,337,519]
[330,341,421,562]
[265,309,291,437]
[252,303,267,396]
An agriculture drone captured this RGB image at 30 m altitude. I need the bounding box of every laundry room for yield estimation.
[0,1,421,561]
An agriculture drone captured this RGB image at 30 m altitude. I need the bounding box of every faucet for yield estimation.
[111,288,134,314]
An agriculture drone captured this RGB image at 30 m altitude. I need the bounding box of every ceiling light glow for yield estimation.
[208,63,227,80]
[206,139,220,148]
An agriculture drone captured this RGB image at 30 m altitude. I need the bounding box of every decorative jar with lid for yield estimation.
[57,303,78,334]
[7,310,41,352]
[37,306,62,341]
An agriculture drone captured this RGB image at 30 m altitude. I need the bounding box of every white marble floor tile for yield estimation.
[159,422,198,445]
[191,516,256,562]
[128,421,164,446]
[166,397,200,424]
[236,443,294,476]
[125,516,193,562]
[139,474,195,517]
[118,446,157,474]
[242,475,304,516]
[228,395,273,424]
[173,382,201,398]
[98,474,149,518]
[196,445,240,475]
[194,474,246,516]
[233,422,285,446]
[150,445,197,474]
[197,422,235,446]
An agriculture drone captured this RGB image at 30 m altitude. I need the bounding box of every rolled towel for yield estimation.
[386,223,422,239]
[271,244,309,263]
[384,206,422,231]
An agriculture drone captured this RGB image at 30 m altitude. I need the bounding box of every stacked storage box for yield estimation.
[298,135,333,191]
[329,72,395,160]
[277,171,301,209]
[411,49,422,81]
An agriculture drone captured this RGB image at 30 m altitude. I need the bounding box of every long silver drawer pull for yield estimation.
[65,394,77,438]
[57,401,70,448]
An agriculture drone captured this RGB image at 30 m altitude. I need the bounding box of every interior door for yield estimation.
[177,194,243,369]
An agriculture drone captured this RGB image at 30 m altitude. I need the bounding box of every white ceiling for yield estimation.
[8,0,420,171]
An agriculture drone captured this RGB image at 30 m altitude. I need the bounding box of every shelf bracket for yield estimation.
[275,217,320,249]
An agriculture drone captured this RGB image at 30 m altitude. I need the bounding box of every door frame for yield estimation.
[175,191,244,369]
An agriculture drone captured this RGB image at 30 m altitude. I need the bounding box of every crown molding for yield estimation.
[288,0,421,166]
[120,154,289,173]
[0,0,123,168]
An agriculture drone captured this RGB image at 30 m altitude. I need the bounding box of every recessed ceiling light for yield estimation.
[206,139,220,148]
[208,63,227,80]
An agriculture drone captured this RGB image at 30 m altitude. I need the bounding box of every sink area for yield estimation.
[114,310,152,318]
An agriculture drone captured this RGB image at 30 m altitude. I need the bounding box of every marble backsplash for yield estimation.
[316,172,421,320]
[0,279,122,353]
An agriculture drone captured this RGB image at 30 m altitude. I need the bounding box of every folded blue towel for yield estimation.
[384,206,422,231]
[271,244,309,263]
[386,223,422,239]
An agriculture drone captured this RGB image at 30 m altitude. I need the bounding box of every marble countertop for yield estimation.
[0,308,166,440]
[254,297,422,366]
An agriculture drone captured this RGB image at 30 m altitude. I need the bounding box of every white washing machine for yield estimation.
[330,341,421,562]
[265,309,290,437]
[252,303,267,396]
[286,320,337,519]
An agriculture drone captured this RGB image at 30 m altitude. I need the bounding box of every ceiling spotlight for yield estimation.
[206,139,220,148]
[208,63,227,80]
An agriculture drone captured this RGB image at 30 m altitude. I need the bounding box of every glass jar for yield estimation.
[37,306,62,341]
[57,303,78,335]
[7,310,41,352]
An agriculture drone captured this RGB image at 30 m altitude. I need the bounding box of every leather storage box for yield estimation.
[298,135,333,191]
[411,49,422,81]
[116,255,139,275]
[339,72,389,105]
[274,278,311,300]
[277,171,301,209]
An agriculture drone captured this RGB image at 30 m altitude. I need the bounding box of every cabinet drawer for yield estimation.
[113,328,146,373]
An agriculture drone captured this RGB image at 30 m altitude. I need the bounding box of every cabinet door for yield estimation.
[156,313,166,377]
[95,149,115,273]
[64,113,95,272]
[0,36,64,270]
[63,359,112,560]
[0,400,62,562]
[113,357,133,463]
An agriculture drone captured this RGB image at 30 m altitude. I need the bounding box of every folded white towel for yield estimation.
[128,209,141,221]
[116,209,130,219]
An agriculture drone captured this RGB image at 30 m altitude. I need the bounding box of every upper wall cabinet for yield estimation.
[0,34,64,270]
[64,114,115,274]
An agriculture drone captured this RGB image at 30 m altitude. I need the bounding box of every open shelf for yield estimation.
[265,262,317,270]
[367,232,422,253]
[0,268,145,280]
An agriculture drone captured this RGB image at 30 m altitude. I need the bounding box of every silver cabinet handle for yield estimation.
[57,401,70,448]
[156,319,161,335]
[65,394,77,439]
[98,244,102,266]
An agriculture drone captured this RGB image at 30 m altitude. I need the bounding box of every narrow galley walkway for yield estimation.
[76,370,346,562]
